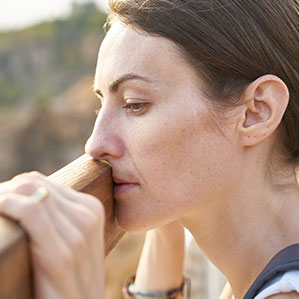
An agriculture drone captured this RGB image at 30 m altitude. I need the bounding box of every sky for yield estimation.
[0,0,108,31]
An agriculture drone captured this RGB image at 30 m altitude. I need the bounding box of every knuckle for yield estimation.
[27,171,43,177]
[11,173,25,181]
[13,171,44,182]
[13,181,36,195]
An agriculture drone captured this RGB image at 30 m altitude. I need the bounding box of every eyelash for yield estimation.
[122,103,147,115]
[94,102,148,116]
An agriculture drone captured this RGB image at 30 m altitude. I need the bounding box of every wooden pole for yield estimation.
[0,154,124,299]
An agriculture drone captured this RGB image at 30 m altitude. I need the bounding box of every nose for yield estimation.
[85,110,124,162]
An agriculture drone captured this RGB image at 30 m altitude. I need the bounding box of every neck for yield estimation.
[181,161,299,299]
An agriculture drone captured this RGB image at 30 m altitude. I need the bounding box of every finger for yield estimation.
[40,193,104,292]
[0,180,16,193]
[34,181,104,239]
[23,190,104,293]
[11,172,104,217]
[0,191,82,246]
[0,192,69,260]
[37,194,97,290]
[15,174,105,234]
[0,192,90,277]
[0,190,104,299]
[1,172,105,239]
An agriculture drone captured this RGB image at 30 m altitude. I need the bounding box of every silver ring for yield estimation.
[31,187,49,203]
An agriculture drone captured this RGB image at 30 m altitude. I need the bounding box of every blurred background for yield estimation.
[0,1,145,298]
[0,0,107,181]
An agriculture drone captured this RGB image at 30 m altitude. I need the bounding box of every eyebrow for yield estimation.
[94,73,152,97]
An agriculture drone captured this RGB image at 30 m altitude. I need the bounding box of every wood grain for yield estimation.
[0,154,124,299]
[48,154,125,255]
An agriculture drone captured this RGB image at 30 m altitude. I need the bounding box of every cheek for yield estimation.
[135,121,192,172]
[127,108,236,208]
[117,109,238,231]
[128,109,212,200]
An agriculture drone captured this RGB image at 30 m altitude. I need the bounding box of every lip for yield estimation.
[113,176,139,197]
[114,183,139,196]
[113,176,133,184]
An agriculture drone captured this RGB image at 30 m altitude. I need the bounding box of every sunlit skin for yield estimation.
[85,22,241,231]
[85,21,299,298]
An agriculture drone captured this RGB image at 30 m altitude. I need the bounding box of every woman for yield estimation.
[0,0,298,298]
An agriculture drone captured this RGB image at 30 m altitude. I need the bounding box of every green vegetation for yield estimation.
[0,2,106,108]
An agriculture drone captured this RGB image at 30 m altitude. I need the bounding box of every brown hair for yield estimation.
[108,0,299,162]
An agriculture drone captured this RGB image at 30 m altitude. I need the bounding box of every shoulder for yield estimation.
[266,291,299,298]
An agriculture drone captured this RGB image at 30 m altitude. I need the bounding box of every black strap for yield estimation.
[243,243,299,299]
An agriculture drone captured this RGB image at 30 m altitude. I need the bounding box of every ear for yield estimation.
[237,75,289,147]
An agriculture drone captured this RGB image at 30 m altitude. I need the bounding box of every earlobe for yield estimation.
[238,75,289,147]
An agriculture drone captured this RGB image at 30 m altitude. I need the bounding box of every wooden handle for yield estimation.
[0,154,124,299]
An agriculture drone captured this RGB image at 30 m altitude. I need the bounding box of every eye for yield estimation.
[122,102,148,115]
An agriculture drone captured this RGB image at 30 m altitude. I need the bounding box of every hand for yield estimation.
[0,171,106,299]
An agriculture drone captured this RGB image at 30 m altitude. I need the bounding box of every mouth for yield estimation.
[113,176,139,197]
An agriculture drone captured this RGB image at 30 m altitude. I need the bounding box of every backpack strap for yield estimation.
[243,243,299,299]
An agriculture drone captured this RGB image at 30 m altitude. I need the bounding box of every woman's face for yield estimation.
[85,22,239,232]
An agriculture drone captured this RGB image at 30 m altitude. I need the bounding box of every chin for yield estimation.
[116,205,158,233]
[116,211,148,233]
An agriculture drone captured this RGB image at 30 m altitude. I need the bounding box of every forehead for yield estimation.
[94,21,197,90]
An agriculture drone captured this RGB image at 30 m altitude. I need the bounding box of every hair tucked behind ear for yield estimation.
[108,0,299,163]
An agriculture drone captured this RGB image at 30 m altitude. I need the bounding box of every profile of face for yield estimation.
[85,21,241,232]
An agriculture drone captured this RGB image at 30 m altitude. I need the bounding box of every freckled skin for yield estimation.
[85,22,241,232]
